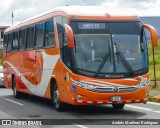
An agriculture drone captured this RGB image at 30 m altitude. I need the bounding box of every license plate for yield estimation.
[110,96,122,102]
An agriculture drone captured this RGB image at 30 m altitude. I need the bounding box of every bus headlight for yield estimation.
[71,78,95,90]
[78,82,95,90]
[136,78,150,89]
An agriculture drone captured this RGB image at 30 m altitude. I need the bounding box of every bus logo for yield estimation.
[105,74,124,78]
[112,86,119,92]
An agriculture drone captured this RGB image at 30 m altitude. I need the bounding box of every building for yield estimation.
[0,26,9,57]
[0,26,10,49]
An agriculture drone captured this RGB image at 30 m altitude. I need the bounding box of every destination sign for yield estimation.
[78,22,105,29]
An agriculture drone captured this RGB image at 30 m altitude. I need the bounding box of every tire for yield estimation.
[51,83,65,111]
[112,104,125,109]
[12,77,21,99]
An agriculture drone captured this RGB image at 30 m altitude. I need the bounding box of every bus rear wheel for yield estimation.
[51,83,65,111]
[12,77,21,99]
[112,104,125,109]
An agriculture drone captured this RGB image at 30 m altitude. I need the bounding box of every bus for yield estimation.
[3,6,158,111]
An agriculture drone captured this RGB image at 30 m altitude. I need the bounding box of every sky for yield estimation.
[0,0,160,26]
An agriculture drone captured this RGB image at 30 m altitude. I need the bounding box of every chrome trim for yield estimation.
[71,77,150,93]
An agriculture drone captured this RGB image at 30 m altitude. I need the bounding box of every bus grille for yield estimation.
[91,86,140,93]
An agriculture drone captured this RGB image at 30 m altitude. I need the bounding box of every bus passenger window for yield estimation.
[19,30,22,50]
[26,27,34,49]
[19,29,27,50]
[35,23,44,48]
[12,31,19,51]
[44,20,55,47]
[4,34,8,52]
[7,33,12,52]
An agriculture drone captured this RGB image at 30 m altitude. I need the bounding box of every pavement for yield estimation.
[1,87,160,128]
[149,90,160,103]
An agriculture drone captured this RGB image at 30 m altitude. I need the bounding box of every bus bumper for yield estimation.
[71,86,149,105]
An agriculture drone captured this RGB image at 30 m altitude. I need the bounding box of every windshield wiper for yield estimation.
[115,42,135,76]
[95,52,110,77]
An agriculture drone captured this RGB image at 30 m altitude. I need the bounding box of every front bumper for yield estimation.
[71,86,149,105]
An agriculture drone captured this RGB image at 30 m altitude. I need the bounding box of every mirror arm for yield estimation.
[64,24,75,48]
[143,24,158,47]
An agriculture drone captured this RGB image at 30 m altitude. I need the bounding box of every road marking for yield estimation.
[148,102,160,106]
[3,98,24,106]
[153,110,160,113]
[73,123,88,128]
[126,104,160,114]
[126,104,153,111]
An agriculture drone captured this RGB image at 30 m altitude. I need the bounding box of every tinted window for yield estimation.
[110,22,141,35]
[7,33,12,52]
[4,34,8,45]
[35,23,44,47]
[19,29,26,50]
[3,34,8,52]
[19,30,22,50]
[63,34,71,68]
[12,31,19,51]
[26,27,34,49]
[56,16,63,54]
[44,19,55,47]
[56,16,71,68]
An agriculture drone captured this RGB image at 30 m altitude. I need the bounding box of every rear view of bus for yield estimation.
[3,6,158,111]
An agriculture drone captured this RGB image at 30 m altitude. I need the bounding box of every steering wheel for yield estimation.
[88,58,103,62]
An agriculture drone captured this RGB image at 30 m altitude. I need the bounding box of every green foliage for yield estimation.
[0,58,2,66]
[148,41,160,80]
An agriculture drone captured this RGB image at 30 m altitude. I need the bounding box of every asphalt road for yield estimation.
[0,87,160,128]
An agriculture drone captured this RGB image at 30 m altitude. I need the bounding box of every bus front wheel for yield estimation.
[112,104,125,109]
[12,77,21,99]
[51,83,65,111]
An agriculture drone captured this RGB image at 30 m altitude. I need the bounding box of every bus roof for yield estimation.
[5,6,139,32]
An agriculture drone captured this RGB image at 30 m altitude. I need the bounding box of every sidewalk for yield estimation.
[149,90,160,96]
[149,90,160,103]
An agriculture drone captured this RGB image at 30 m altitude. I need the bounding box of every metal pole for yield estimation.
[152,46,156,88]
[12,11,14,26]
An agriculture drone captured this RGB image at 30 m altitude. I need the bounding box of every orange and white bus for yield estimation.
[3,6,158,111]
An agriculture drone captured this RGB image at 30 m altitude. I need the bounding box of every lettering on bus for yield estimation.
[78,22,105,29]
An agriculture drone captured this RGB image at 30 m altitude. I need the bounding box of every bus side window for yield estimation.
[35,23,44,48]
[12,31,19,51]
[4,34,8,52]
[56,16,63,59]
[44,19,55,47]
[19,29,27,50]
[19,30,22,50]
[63,34,71,68]
[26,26,34,49]
[7,33,12,52]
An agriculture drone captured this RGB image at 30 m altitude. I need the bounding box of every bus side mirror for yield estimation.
[143,24,158,47]
[64,24,75,48]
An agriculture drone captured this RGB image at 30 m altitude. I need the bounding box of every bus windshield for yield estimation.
[71,21,148,78]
